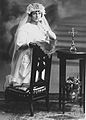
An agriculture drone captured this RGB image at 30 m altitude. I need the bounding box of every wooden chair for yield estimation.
[5,43,52,116]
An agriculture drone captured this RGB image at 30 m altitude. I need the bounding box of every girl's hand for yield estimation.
[47,30,56,40]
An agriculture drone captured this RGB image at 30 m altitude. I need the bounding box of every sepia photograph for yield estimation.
[0,0,86,119]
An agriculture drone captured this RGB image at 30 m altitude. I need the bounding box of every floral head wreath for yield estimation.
[26,3,46,15]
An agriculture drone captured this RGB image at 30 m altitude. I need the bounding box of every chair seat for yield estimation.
[5,84,47,101]
[6,85,46,94]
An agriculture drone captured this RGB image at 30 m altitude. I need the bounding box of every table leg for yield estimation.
[59,58,66,113]
[80,59,86,114]
[85,59,86,116]
[79,59,85,109]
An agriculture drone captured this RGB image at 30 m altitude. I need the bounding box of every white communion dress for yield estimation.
[4,18,56,89]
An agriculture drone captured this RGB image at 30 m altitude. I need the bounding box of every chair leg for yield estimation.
[46,96,49,111]
[29,102,34,116]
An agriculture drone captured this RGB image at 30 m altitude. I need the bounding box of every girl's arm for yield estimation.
[47,30,56,40]
[42,16,56,40]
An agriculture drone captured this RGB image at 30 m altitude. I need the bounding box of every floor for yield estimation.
[0,98,85,120]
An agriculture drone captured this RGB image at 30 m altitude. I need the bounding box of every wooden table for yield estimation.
[56,48,86,114]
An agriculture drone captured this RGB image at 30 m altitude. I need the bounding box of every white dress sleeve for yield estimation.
[16,29,28,47]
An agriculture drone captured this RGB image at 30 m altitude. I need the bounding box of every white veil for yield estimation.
[4,3,55,90]
[11,11,51,75]
[10,13,29,75]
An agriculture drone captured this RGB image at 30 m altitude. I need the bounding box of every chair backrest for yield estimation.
[29,43,52,99]
[5,43,52,102]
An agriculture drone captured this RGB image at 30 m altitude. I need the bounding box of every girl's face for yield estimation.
[31,11,42,22]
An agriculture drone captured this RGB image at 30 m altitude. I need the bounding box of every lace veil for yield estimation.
[11,3,51,75]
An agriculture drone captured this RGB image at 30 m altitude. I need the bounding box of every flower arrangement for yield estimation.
[65,76,81,102]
